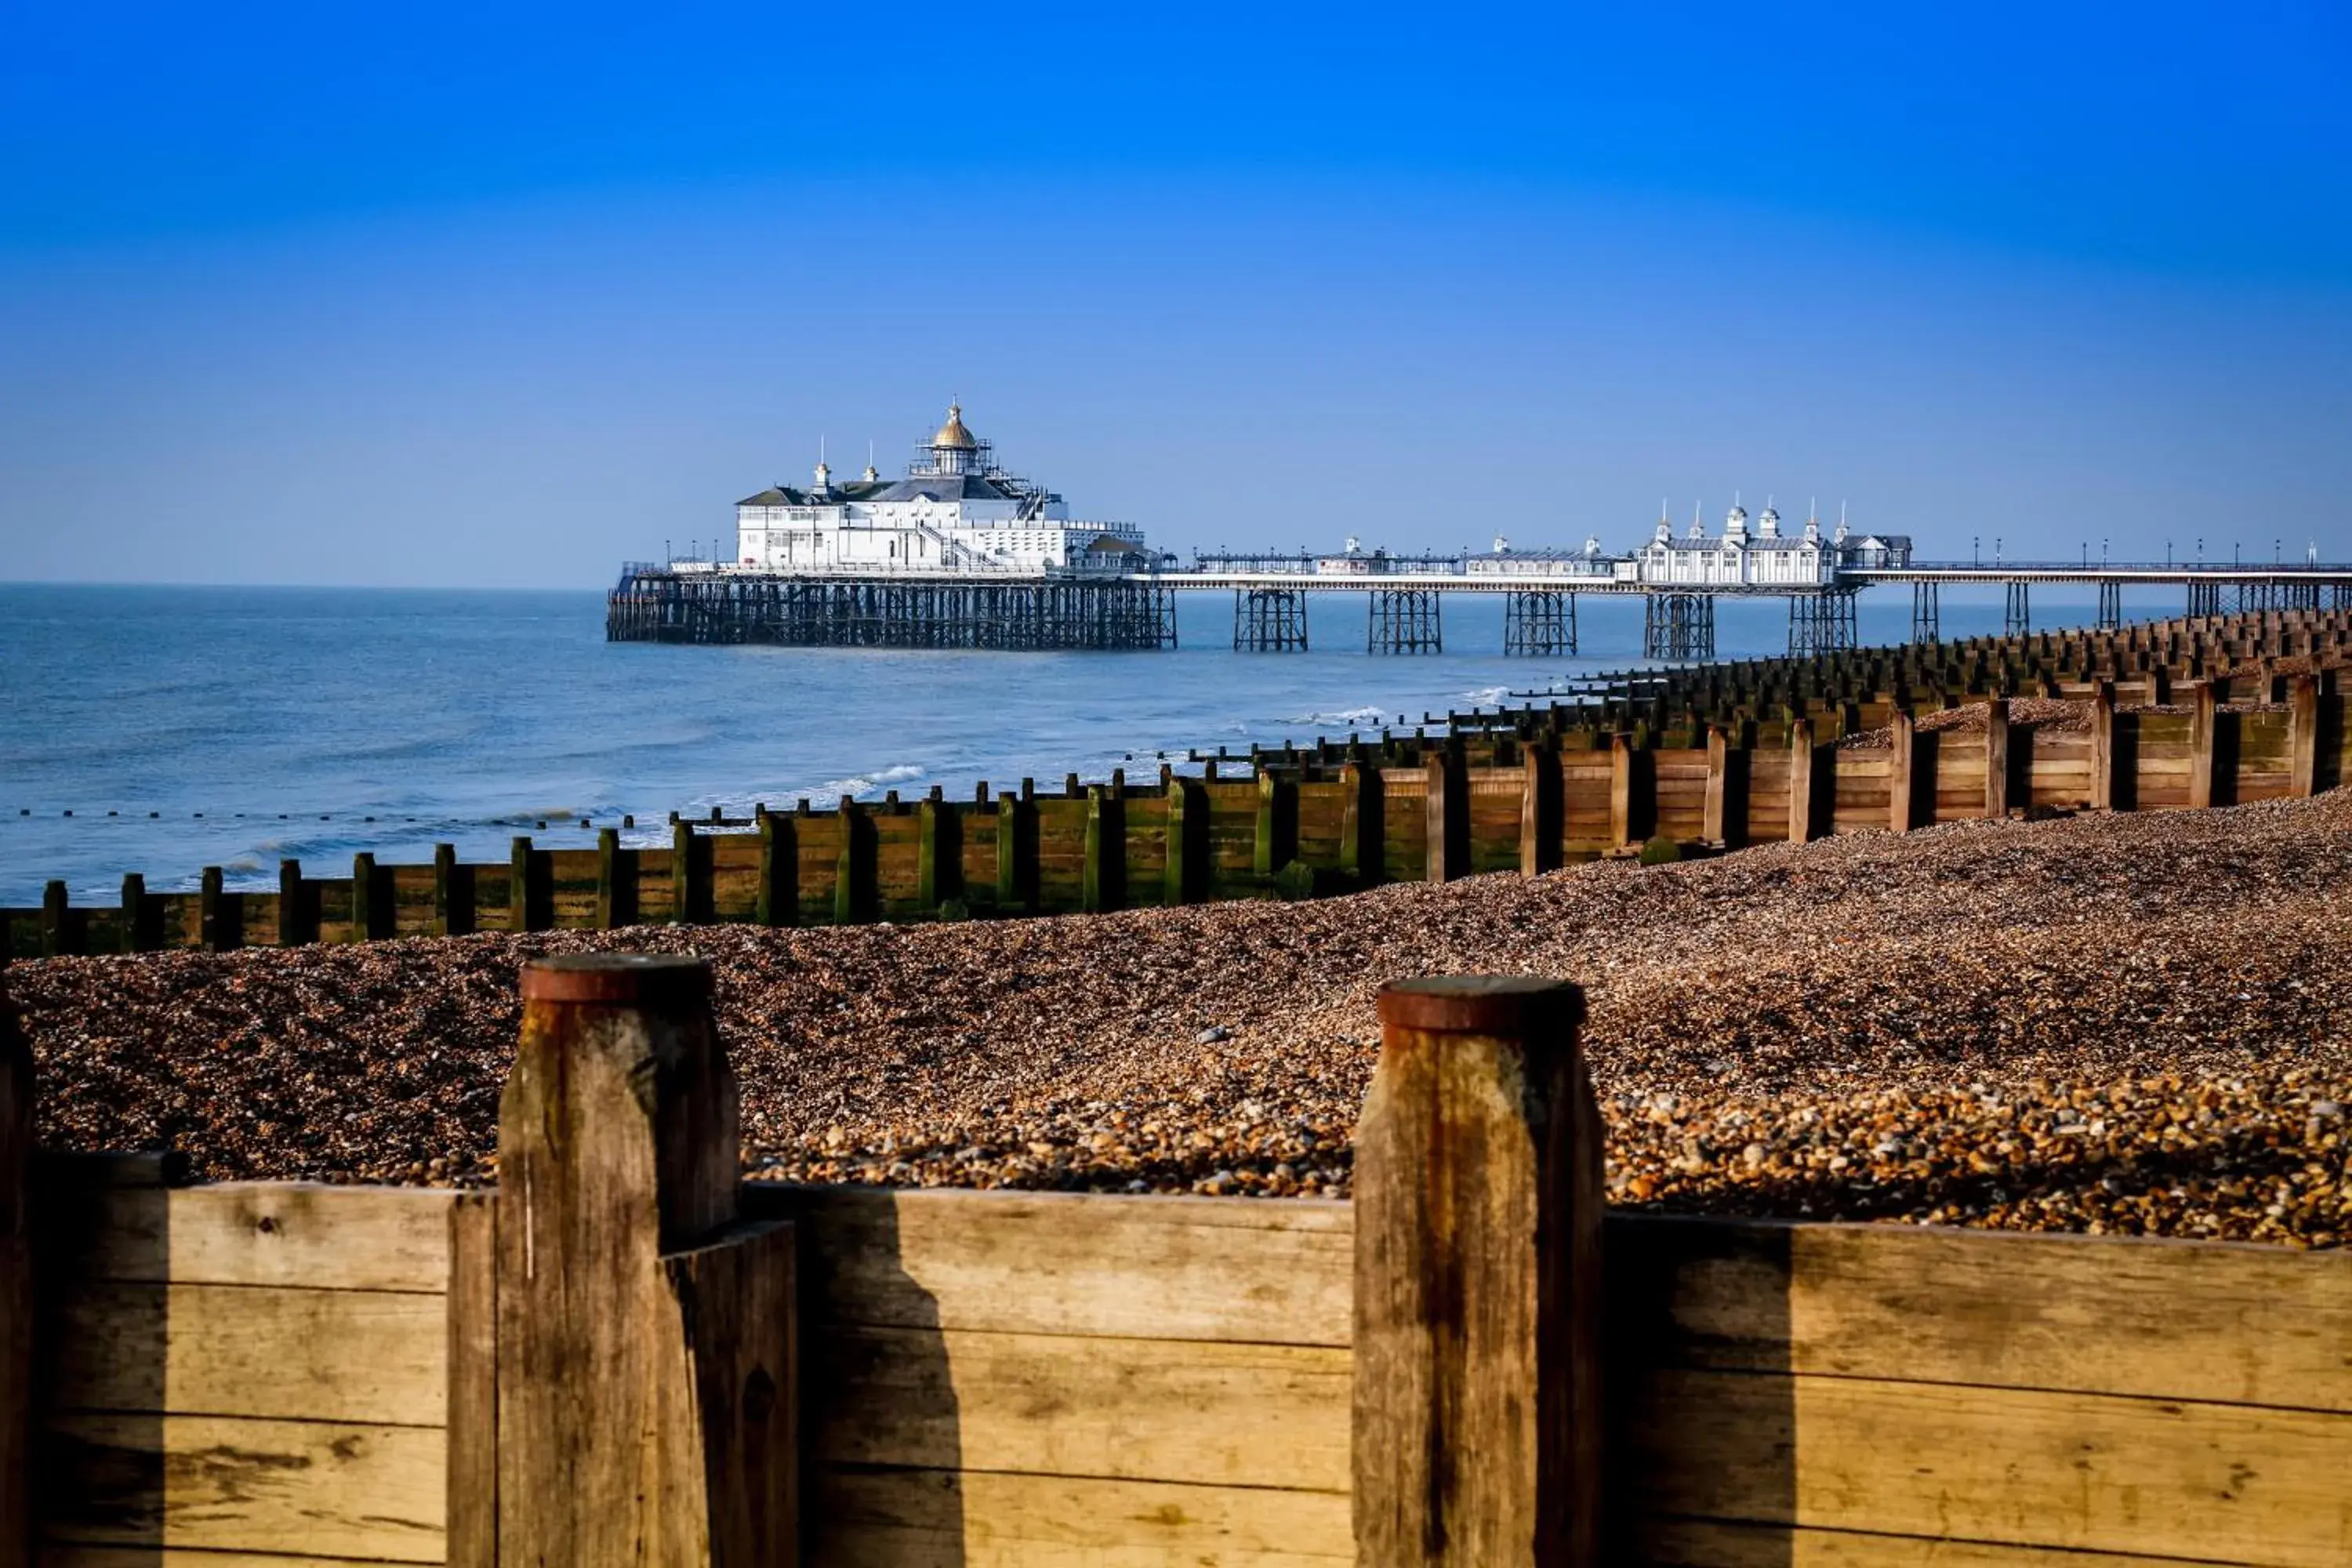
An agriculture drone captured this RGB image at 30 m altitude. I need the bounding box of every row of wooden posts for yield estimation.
[7,667,2347,959]
[0,954,1599,1564]
[1456,606,2352,739]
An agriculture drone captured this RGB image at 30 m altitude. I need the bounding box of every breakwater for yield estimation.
[6,605,2347,959]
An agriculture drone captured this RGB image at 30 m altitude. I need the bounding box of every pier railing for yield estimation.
[5,956,2349,1563]
[8,605,2352,959]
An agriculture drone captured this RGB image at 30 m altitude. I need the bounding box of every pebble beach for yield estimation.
[9,789,2350,1247]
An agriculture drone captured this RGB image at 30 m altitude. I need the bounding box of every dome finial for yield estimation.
[931,401,978,452]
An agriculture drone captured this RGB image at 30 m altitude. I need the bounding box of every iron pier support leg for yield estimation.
[1502,591,1576,655]
[1644,593,1715,661]
[2004,579,2031,636]
[1236,587,1309,652]
[1369,589,1442,654]
[1911,580,1940,644]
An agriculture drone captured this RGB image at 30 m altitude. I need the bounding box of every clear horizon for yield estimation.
[3,4,2347,590]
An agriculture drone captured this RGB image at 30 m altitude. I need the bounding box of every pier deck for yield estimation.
[608,561,2352,657]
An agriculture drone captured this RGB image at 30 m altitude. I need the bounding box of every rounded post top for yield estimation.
[1377,975,1584,1037]
[522,953,710,1007]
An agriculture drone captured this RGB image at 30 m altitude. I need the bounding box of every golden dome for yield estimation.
[931,402,978,451]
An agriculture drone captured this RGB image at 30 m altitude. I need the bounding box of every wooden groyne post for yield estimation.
[1356,976,1601,1566]
[450,954,797,1566]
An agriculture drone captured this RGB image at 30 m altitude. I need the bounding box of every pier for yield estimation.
[611,557,2352,658]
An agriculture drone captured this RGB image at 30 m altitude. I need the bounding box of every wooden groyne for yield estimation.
[5,957,2350,1563]
[7,605,2350,959]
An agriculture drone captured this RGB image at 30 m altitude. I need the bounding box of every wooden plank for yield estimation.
[445,1192,495,1568]
[810,1466,1352,1567]
[47,1282,445,1426]
[811,1327,1348,1492]
[1621,1368,2352,1566]
[38,1412,443,1563]
[751,1186,1352,1345]
[1632,1518,2245,1567]
[1607,1214,2352,1410]
[42,1548,441,1566]
[44,1185,454,1293]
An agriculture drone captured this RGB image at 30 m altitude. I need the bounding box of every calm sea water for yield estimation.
[0,582,2128,903]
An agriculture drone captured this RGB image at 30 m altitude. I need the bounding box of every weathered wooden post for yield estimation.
[995,786,1025,914]
[1426,737,1469,883]
[38,882,67,960]
[1888,708,1918,832]
[1984,699,2011,819]
[597,828,641,930]
[2091,682,2117,811]
[278,857,314,946]
[1163,772,1202,906]
[756,811,797,927]
[119,873,150,954]
[1519,741,1561,877]
[834,803,878,925]
[1607,732,1634,850]
[452,953,797,1567]
[1343,758,1385,890]
[1356,977,1601,1567]
[353,851,386,942]
[199,865,241,952]
[672,820,696,925]
[914,790,954,913]
[2288,673,2319,797]
[511,837,552,934]
[436,844,477,938]
[2189,682,2217,811]
[1083,784,1126,913]
[1702,724,1732,846]
[1252,768,1285,880]
[1787,717,1820,844]
[673,820,713,925]
[0,971,29,1568]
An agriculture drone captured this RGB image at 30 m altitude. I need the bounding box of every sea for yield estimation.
[0,582,2126,904]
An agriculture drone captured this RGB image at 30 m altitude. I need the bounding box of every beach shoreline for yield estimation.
[8,789,2349,1247]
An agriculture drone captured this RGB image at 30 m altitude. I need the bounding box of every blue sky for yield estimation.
[2,2,2347,586]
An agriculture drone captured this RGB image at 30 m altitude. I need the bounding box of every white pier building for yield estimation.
[1625,500,1910,588]
[731,404,1152,576]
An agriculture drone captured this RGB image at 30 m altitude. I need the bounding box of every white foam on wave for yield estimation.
[1283,704,1390,728]
[808,763,927,803]
[1460,686,1512,706]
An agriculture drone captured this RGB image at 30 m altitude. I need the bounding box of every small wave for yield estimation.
[1460,686,1512,706]
[1283,705,1390,728]
[810,763,927,803]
